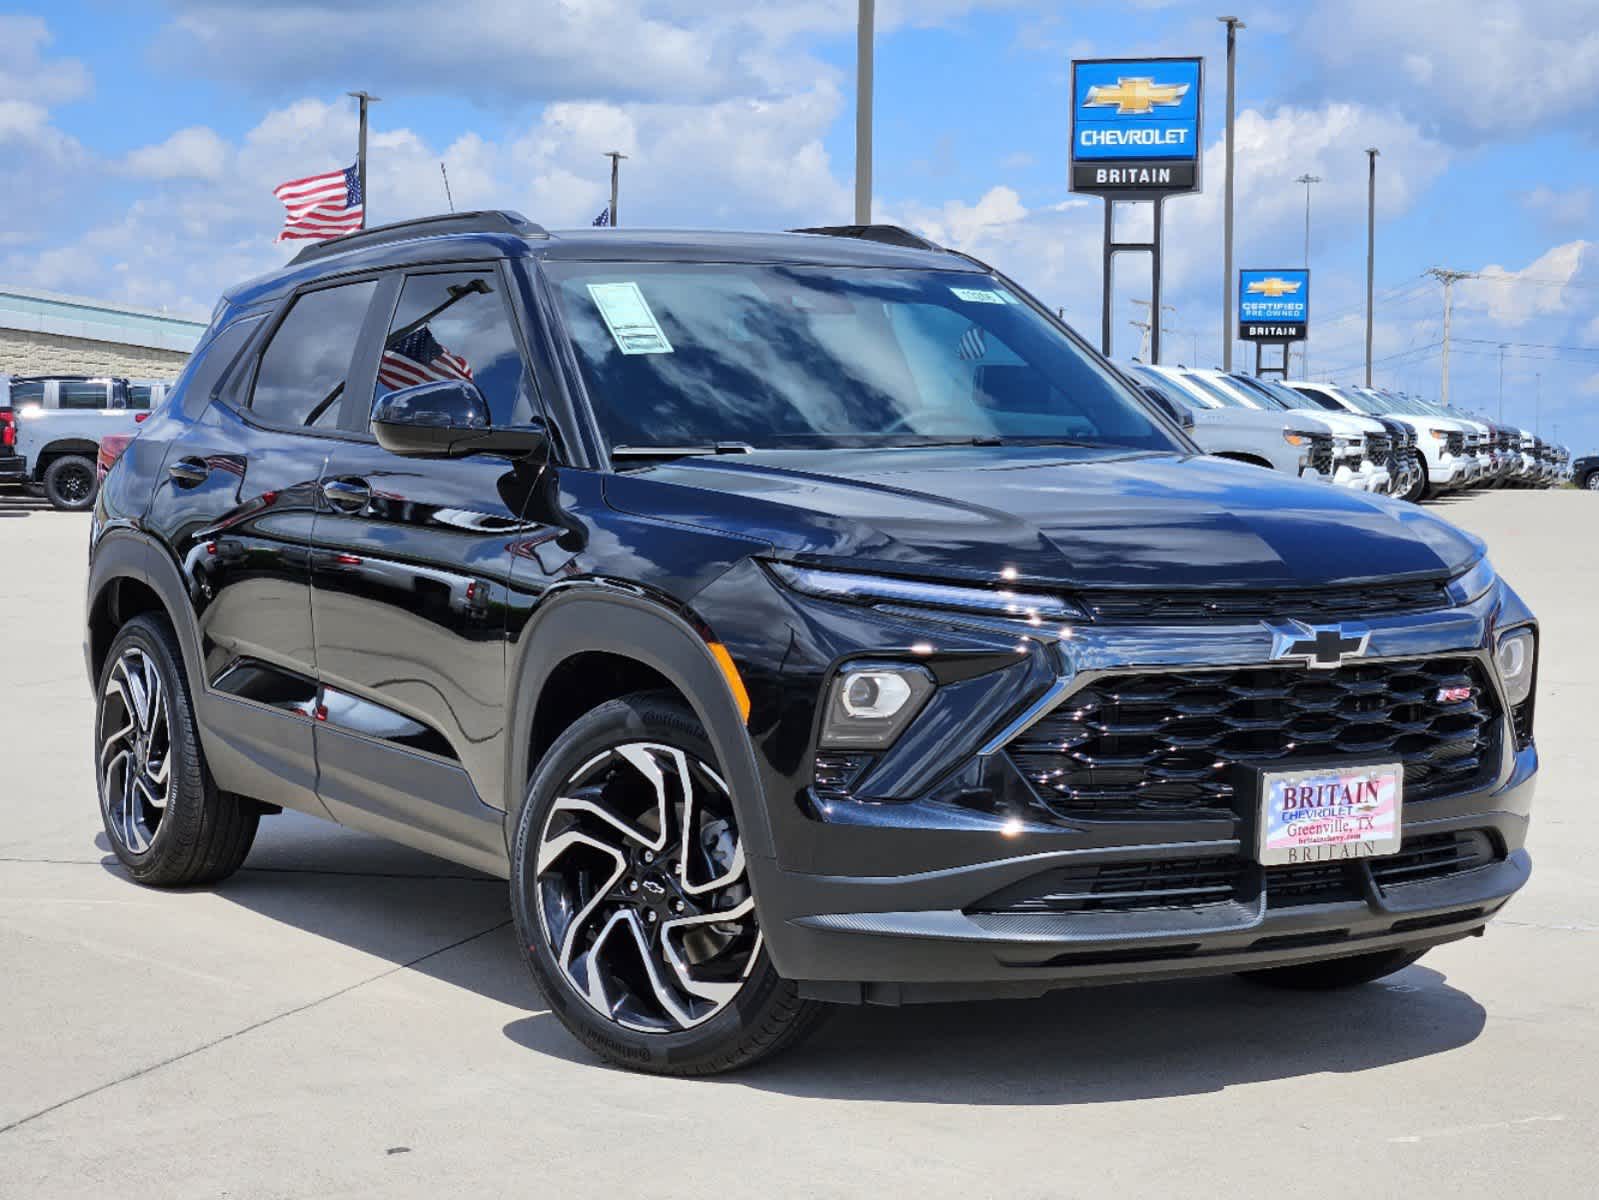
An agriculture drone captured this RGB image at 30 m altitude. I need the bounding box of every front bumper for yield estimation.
[1333,462,1391,493]
[744,579,1538,1002]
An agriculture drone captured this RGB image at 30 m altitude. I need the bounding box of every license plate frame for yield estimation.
[1256,761,1403,866]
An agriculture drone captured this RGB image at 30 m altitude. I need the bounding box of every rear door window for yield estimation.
[58,381,111,409]
[250,281,378,429]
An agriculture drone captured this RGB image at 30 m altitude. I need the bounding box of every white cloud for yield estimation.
[1519,185,1593,230]
[121,126,231,181]
[1464,240,1594,326]
[1294,0,1599,143]
[0,15,91,105]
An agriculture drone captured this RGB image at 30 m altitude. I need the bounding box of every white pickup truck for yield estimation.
[1,376,169,510]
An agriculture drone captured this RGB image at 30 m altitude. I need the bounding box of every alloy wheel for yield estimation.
[58,462,94,504]
[534,742,762,1033]
[98,647,173,853]
[1587,474,1599,491]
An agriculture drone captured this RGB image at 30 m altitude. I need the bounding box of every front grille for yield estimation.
[1009,659,1499,820]
[1366,433,1391,468]
[1307,435,1334,475]
[1446,432,1465,455]
[1077,581,1448,624]
[969,857,1245,914]
[970,830,1503,916]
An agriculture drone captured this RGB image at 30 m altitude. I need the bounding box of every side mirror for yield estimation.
[1140,383,1195,429]
[371,380,548,459]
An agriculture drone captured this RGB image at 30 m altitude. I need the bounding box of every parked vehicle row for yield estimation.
[84,212,1537,1075]
[0,375,172,509]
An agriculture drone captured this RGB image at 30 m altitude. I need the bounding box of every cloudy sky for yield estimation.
[4,0,1596,451]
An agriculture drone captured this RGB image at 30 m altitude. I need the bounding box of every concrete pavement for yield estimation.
[1,487,1595,1198]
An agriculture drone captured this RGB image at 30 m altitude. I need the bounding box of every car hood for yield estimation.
[1280,405,1385,436]
[605,446,1480,590]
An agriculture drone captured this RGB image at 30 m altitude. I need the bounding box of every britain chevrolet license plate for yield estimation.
[1257,763,1403,866]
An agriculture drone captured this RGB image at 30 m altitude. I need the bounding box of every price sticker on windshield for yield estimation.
[587,282,674,355]
[950,286,1011,305]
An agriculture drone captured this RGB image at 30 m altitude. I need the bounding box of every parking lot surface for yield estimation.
[1,488,1595,1199]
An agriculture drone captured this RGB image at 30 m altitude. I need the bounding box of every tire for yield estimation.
[42,454,98,511]
[1585,473,1599,492]
[1237,946,1428,990]
[95,614,259,886]
[511,692,826,1075]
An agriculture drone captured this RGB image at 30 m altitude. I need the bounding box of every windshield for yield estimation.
[1226,373,1293,411]
[1174,372,1251,409]
[1291,385,1347,413]
[546,262,1180,452]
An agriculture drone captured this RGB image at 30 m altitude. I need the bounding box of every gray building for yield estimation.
[1,285,207,381]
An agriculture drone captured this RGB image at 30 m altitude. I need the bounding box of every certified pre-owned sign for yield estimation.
[1239,268,1310,342]
[1070,57,1203,196]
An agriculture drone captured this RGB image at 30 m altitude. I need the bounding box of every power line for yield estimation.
[1315,340,1445,378]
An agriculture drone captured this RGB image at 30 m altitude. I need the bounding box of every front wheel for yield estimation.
[43,454,98,511]
[1237,946,1428,990]
[511,693,825,1074]
[1586,473,1599,492]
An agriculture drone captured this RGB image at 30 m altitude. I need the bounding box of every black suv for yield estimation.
[87,212,1538,1074]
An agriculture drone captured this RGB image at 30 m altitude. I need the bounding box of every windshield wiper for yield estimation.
[612,442,755,461]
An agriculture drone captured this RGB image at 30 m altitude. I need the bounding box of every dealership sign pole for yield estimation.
[1238,268,1310,380]
[1070,57,1203,366]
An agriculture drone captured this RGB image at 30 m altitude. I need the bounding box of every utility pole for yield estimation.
[1535,372,1541,435]
[1364,147,1379,386]
[855,0,875,224]
[1498,342,1508,421]
[1132,299,1177,365]
[1219,17,1244,371]
[347,91,380,228]
[604,151,627,226]
[1425,266,1477,406]
[1296,172,1320,375]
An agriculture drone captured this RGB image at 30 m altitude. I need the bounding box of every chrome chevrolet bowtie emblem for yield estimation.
[1082,77,1190,115]
[1246,277,1304,298]
[1266,620,1371,669]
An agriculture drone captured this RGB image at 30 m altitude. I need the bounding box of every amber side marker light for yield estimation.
[707,642,751,724]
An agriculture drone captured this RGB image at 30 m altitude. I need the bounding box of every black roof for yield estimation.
[224,212,968,310]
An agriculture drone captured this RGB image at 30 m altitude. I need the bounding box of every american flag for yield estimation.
[592,207,611,227]
[273,163,364,242]
[378,326,474,392]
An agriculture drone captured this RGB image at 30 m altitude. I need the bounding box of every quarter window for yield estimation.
[250,281,377,428]
[8,380,45,408]
[371,271,535,428]
[58,381,110,409]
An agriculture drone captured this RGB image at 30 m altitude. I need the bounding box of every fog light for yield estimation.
[1495,628,1536,707]
[821,663,935,749]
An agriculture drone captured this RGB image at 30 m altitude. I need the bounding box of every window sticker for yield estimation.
[949,286,1010,305]
[586,282,674,355]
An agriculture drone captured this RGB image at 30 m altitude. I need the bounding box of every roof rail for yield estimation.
[288,210,549,266]
[789,224,943,251]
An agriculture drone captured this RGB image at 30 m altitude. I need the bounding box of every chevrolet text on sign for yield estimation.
[1070,57,1203,196]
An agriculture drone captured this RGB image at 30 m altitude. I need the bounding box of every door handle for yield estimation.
[321,478,371,512]
[167,457,209,486]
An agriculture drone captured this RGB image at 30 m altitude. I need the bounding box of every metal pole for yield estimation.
[1102,198,1114,356]
[440,162,454,212]
[347,91,380,228]
[1535,372,1541,435]
[855,0,874,224]
[1219,17,1243,371]
[604,151,627,226]
[1151,194,1164,365]
[1364,147,1379,387]
[1296,172,1320,376]
[1498,343,1507,421]
[1440,275,1453,406]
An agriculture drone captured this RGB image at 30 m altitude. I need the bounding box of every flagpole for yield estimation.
[605,150,627,226]
[348,91,380,228]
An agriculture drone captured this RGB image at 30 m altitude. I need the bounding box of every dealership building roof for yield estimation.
[0,285,208,355]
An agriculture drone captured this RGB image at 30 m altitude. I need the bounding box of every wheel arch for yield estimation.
[86,530,207,700]
[1212,451,1276,470]
[35,439,100,474]
[506,586,772,861]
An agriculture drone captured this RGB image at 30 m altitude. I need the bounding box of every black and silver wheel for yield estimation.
[43,454,98,511]
[95,615,258,885]
[512,693,824,1074]
[1585,473,1599,492]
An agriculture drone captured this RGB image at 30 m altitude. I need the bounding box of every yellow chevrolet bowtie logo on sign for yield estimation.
[1082,77,1191,115]
[1247,277,1304,298]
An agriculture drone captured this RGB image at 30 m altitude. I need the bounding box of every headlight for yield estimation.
[1495,627,1536,708]
[1429,428,1451,440]
[1282,429,1321,447]
[1445,556,1496,606]
[820,663,935,748]
[767,562,1084,622]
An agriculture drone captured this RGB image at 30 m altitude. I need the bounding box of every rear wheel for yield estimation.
[1238,946,1428,990]
[1586,473,1599,491]
[95,615,258,885]
[43,454,98,511]
[511,693,825,1074]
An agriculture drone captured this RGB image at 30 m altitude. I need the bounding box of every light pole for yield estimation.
[1296,172,1320,375]
[855,0,875,224]
[1498,342,1508,421]
[604,151,627,226]
[1219,17,1244,371]
[1364,147,1379,387]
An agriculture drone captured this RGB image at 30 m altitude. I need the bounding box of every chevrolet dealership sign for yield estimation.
[1070,57,1203,195]
[1239,268,1310,342]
